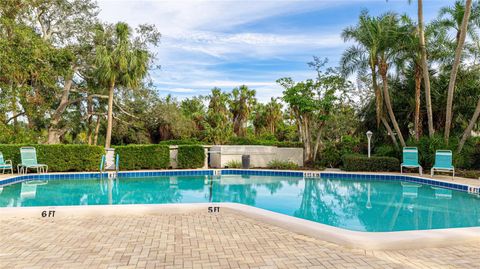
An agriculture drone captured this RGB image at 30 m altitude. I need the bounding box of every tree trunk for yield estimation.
[313,123,324,163]
[371,64,382,127]
[380,62,406,147]
[47,128,68,144]
[86,96,93,145]
[457,98,480,153]
[47,129,62,144]
[418,0,434,138]
[302,117,313,164]
[47,74,74,144]
[94,115,101,145]
[87,129,93,145]
[414,65,422,141]
[11,84,18,131]
[381,117,399,149]
[105,79,115,148]
[445,0,472,142]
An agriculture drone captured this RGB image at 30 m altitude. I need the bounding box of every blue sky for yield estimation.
[97,0,450,102]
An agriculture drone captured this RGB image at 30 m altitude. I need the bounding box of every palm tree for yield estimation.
[396,15,425,141]
[94,22,149,148]
[341,12,383,128]
[252,103,267,136]
[443,0,474,142]
[229,85,256,137]
[401,26,422,140]
[204,87,232,144]
[341,11,406,147]
[416,0,435,138]
[264,97,282,134]
[376,13,408,147]
[435,1,480,44]
[457,98,480,153]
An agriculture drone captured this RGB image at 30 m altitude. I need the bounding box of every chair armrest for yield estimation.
[5,160,12,165]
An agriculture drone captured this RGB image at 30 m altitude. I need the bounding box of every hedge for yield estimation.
[115,145,170,170]
[342,154,400,172]
[0,144,104,172]
[177,145,205,169]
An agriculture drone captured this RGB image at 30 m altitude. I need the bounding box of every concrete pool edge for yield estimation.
[1,203,479,250]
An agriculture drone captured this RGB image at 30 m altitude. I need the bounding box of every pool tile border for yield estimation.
[0,169,477,193]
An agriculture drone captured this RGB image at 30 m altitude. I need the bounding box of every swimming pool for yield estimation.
[1,171,478,232]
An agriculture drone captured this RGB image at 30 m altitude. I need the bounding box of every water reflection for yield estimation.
[0,175,478,232]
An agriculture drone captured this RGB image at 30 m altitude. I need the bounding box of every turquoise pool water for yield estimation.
[0,175,479,232]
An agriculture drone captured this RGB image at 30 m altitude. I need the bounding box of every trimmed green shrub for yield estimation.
[317,135,361,168]
[374,144,400,159]
[267,160,299,170]
[342,154,400,172]
[177,145,205,169]
[0,144,103,172]
[225,160,241,168]
[115,145,169,170]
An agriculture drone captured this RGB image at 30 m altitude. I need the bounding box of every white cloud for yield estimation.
[160,30,344,60]
[97,0,342,32]
[96,0,351,101]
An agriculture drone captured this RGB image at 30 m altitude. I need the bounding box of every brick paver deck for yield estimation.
[0,211,478,269]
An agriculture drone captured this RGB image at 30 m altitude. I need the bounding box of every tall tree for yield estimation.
[24,0,100,143]
[252,98,283,136]
[457,98,480,153]
[94,22,158,148]
[417,0,435,137]
[396,15,428,141]
[204,88,233,144]
[341,11,404,147]
[278,63,343,163]
[376,13,407,147]
[444,0,473,142]
[264,97,283,135]
[229,85,256,137]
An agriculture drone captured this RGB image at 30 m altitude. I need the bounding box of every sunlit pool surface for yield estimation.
[1,175,479,232]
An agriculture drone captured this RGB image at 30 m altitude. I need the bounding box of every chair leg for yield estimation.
[419,167,422,176]
[400,166,403,174]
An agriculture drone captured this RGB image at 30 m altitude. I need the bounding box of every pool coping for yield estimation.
[1,202,479,250]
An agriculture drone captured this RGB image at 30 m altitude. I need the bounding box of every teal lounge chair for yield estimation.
[17,147,48,174]
[401,147,422,175]
[431,150,454,178]
[0,152,13,174]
